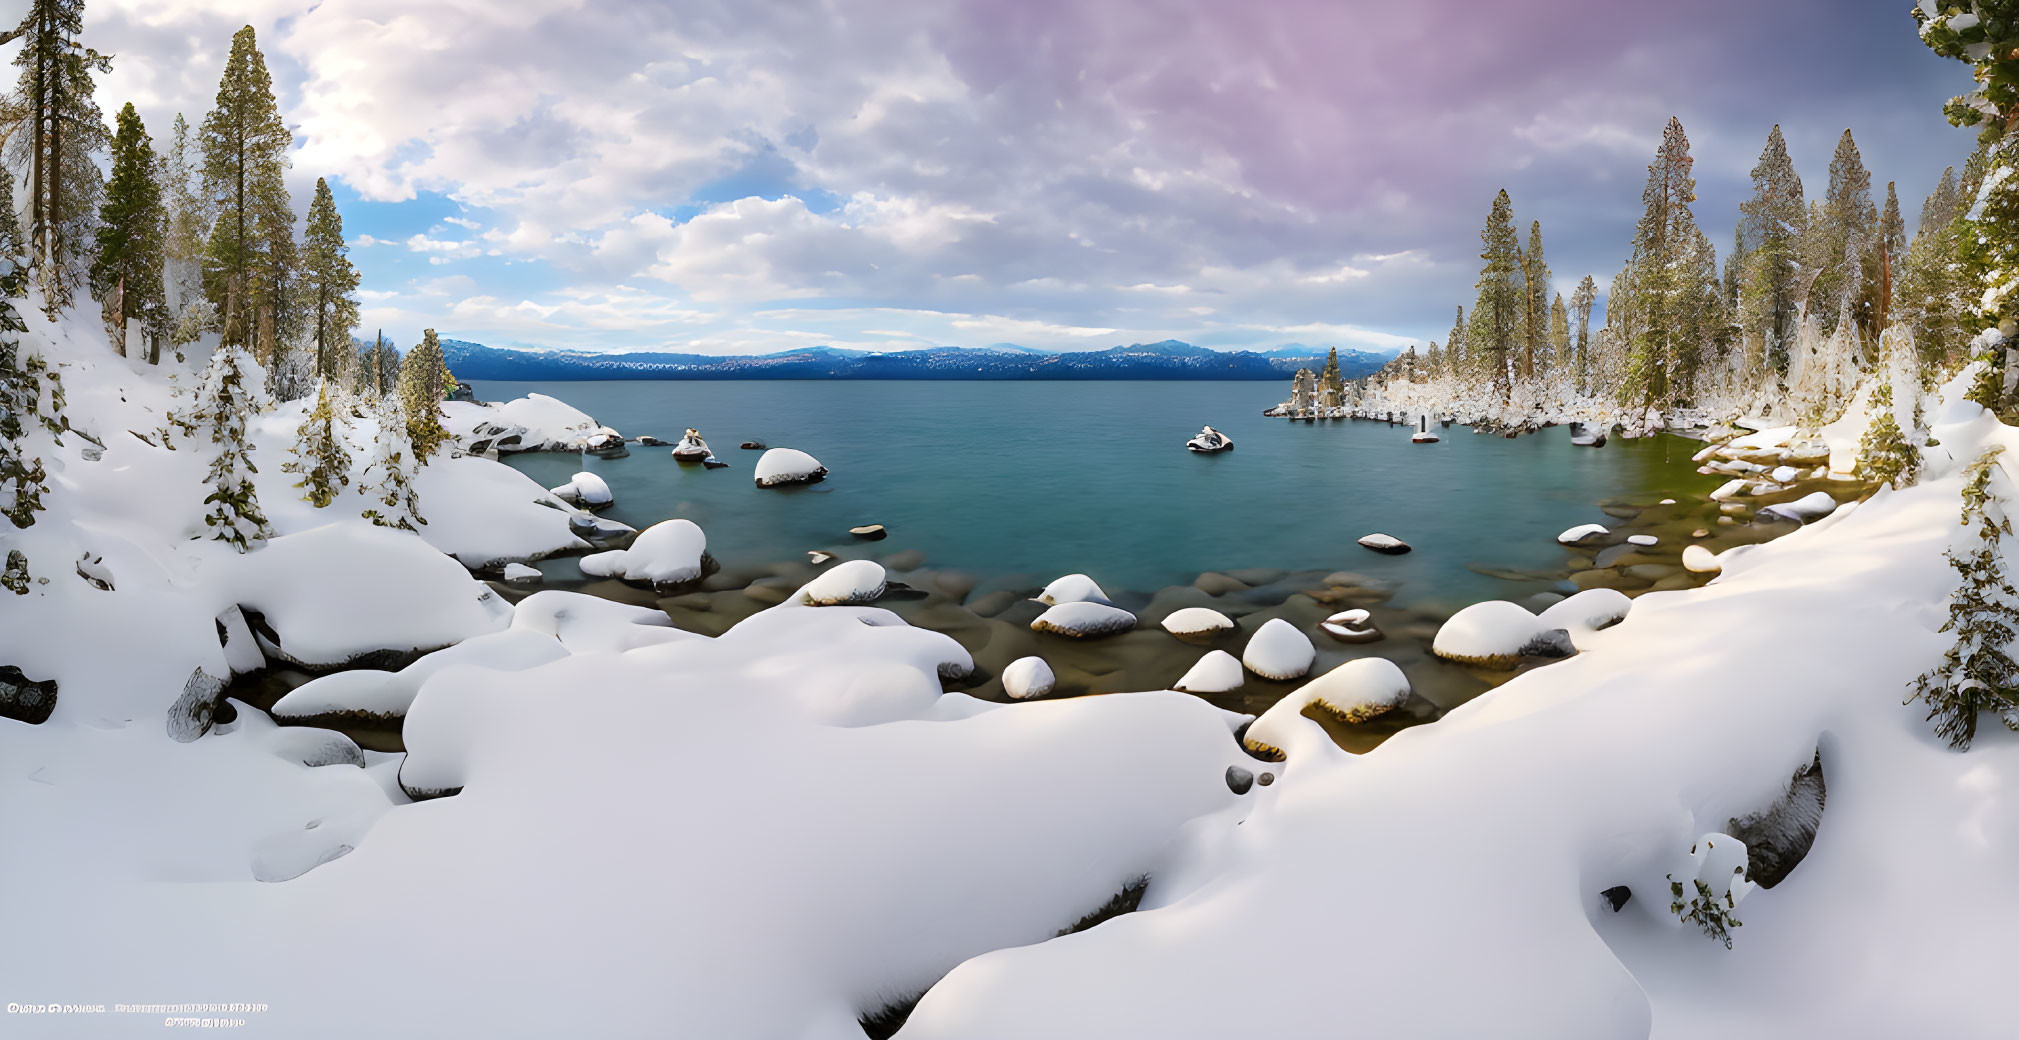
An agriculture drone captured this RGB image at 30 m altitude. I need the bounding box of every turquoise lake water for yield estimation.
[479,380,1720,612]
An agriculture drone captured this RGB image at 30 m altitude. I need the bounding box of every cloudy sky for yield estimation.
[68,0,1976,355]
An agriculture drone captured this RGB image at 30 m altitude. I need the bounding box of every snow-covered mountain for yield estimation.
[430,338,1393,381]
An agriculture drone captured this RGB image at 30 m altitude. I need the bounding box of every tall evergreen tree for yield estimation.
[1872,181,1906,334]
[0,232,62,592]
[3,0,111,317]
[1737,125,1806,374]
[1897,172,1972,375]
[200,25,293,361]
[1918,2,2019,326]
[302,178,359,383]
[1472,190,1522,402]
[1518,220,1550,383]
[1618,117,1704,412]
[91,101,165,362]
[1920,166,1961,232]
[0,169,19,253]
[360,393,423,530]
[1547,292,1570,385]
[1446,305,1467,383]
[1806,129,1876,334]
[1570,275,1596,396]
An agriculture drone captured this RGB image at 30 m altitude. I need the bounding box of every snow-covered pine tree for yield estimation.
[1739,126,1807,377]
[1805,129,1876,337]
[1856,383,1917,488]
[4,0,111,319]
[1918,2,2019,328]
[1446,305,1468,388]
[398,328,452,462]
[1570,276,1596,396]
[1910,446,2019,749]
[92,102,167,362]
[1518,220,1550,384]
[0,240,55,592]
[1897,169,1972,379]
[282,380,352,507]
[189,344,272,551]
[1618,118,1705,416]
[303,178,359,383]
[359,394,423,531]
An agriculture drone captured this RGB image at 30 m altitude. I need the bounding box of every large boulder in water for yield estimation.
[1242,618,1315,681]
[548,471,613,509]
[578,518,715,592]
[755,448,827,487]
[1037,573,1110,606]
[792,559,888,606]
[1002,657,1056,700]
[1030,601,1137,639]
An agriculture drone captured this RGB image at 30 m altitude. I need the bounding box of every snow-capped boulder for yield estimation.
[1557,523,1609,546]
[1432,600,1574,668]
[1172,650,1243,693]
[1037,573,1111,606]
[509,590,687,654]
[1770,465,1801,484]
[1626,534,1658,547]
[1160,606,1233,641]
[1320,608,1382,644]
[1002,657,1056,700]
[754,447,828,487]
[792,559,889,606]
[1683,545,1722,574]
[1245,657,1411,757]
[1535,588,1632,635]
[849,524,888,541]
[548,471,613,509]
[1031,601,1138,639]
[1242,618,1315,681]
[579,518,713,591]
[1760,491,1837,523]
[1185,425,1233,453]
[272,628,573,724]
[672,428,713,462]
[1356,533,1411,555]
[0,665,57,727]
[165,667,224,741]
[503,562,542,584]
[1709,478,1748,501]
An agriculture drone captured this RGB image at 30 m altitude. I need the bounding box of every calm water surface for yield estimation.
[480,380,1719,612]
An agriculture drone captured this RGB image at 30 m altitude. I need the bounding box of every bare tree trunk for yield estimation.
[108,275,125,356]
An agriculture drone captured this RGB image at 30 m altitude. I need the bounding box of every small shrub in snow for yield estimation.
[283,381,354,507]
[1667,834,1752,950]
[360,395,425,531]
[1856,384,1919,488]
[186,345,273,551]
[1908,446,2019,749]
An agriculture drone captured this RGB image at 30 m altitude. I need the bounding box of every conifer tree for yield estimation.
[1547,292,1569,385]
[1856,383,1918,489]
[398,328,452,462]
[3,0,111,317]
[1473,190,1522,402]
[1569,275,1596,396]
[161,112,209,348]
[361,393,422,530]
[1446,305,1467,384]
[200,25,293,360]
[1518,220,1550,383]
[1806,130,1876,333]
[188,343,271,551]
[0,169,19,257]
[302,179,359,383]
[283,379,352,507]
[1920,166,1961,232]
[91,101,165,361]
[1910,446,2019,750]
[1871,181,1906,333]
[1738,126,1806,373]
[1897,172,1972,376]
[1618,118,1704,413]
[1918,2,2019,325]
[0,236,58,592]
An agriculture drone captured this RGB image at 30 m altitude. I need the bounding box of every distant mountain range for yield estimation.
[432,339,1392,382]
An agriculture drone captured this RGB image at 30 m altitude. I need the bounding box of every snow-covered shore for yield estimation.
[4,307,2017,1037]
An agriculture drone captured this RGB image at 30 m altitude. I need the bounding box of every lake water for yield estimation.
[479,380,1719,613]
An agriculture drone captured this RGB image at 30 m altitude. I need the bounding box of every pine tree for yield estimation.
[302,178,359,383]
[1446,305,1467,385]
[282,379,352,508]
[1806,130,1876,334]
[0,169,19,257]
[1910,447,2019,750]
[1897,172,1972,377]
[360,393,422,530]
[1738,125,1806,373]
[200,25,293,360]
[1570,275,1596,396]
[398,328,452,462]
[1618,118,1704,413]
[1473,190,1522,402]
[1547,292,1569,386]
[1871,181,1906,334]
[3,0,111,317]
[1518,220,1550,384]
[1856,383,1918,488]
[189,344,271,551]
[1918,2,2019,324]
[91,102,166,361]
[1920,166,1961,233]
[161,112,209,354]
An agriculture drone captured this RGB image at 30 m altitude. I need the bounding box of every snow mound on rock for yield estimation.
[1558,523,1609,546]
[1536,588,1633,636]
[1031,601,1137,638]
[579,518,710,589]
[1244,657,1412,756]
[548,471,612,507]
[1432,599,1572,668]
[793,559,888,606]
[1242,618,1314,680]
[1002,657,1056,700]
[271,628,573,722]
[1172,650,1244,693]
[1037,573,1111,606]
[1160,606,1233,639]
[754,447,828,487]
[1760,491,1837,523]
[1682,545,1722,574]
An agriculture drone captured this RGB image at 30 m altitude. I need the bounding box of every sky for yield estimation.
[51,0,1982,356]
